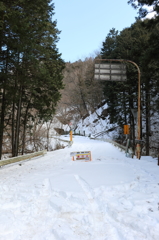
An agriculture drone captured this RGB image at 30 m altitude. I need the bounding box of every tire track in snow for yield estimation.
[74,174,124,240]
[74,174,150,240]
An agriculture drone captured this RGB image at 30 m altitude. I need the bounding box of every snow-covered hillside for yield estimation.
[75,103,117,139]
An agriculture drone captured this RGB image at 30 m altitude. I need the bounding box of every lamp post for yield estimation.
[95,59,141,159]
[126,60,141,159]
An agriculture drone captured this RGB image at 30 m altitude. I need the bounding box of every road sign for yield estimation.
[70,151,92,161]
[124,125,130,135]
[94,63,127,81]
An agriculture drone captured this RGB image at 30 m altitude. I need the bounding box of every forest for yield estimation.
[0,0,65,159]
[0,0,159,159]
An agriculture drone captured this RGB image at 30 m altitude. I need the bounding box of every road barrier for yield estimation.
[91,137,126,151]
[51,136,73,147]
[92,137,133,158]
[1,136,73,168]
[0,150,47,167]
[70,151,92,161]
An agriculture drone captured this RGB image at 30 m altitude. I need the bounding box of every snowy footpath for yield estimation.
[0,136,159,240]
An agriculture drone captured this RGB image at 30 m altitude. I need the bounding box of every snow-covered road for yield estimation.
[0,136,159,240]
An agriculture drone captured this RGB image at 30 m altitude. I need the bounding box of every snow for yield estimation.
[75,103,117,139]
[0,136,159,240]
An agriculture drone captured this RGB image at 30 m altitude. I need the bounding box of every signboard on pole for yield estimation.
[124,125,130,135]
[94,63,127,81]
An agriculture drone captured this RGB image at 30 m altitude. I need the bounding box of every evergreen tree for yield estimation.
[0,0,64,158]
[128,0,159,18]
[100,20,153,154]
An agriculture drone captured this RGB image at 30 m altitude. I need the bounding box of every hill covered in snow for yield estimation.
[75,103,117,139]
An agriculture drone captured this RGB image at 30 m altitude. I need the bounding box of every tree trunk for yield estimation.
[129,89,135,153]
[46,124,49,151]
[0,88,6,159]
[22,104,29,155]
[145,86,150,155]
[12,100,15,157]
[123,90,127,124]
[14,85,23,156]
[0,48,8,159]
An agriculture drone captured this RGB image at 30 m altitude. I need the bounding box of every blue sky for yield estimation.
[53,0,138,62]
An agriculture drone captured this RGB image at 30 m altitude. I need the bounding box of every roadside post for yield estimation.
[70,130,73,142]
[69,122,73,142]
[123,125,133,158]
[94,59,141,159]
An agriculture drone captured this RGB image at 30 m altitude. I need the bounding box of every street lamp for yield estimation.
[95,59,141,159]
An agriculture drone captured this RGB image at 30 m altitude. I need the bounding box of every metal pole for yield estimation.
[95,59,141,159]
[126,60,141,159]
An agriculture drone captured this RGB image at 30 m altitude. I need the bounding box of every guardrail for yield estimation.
[51,136,73,146]
[0,150,47,167]
[91,137,126,151]
[104,139,127,151]
[92,137,134,157]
